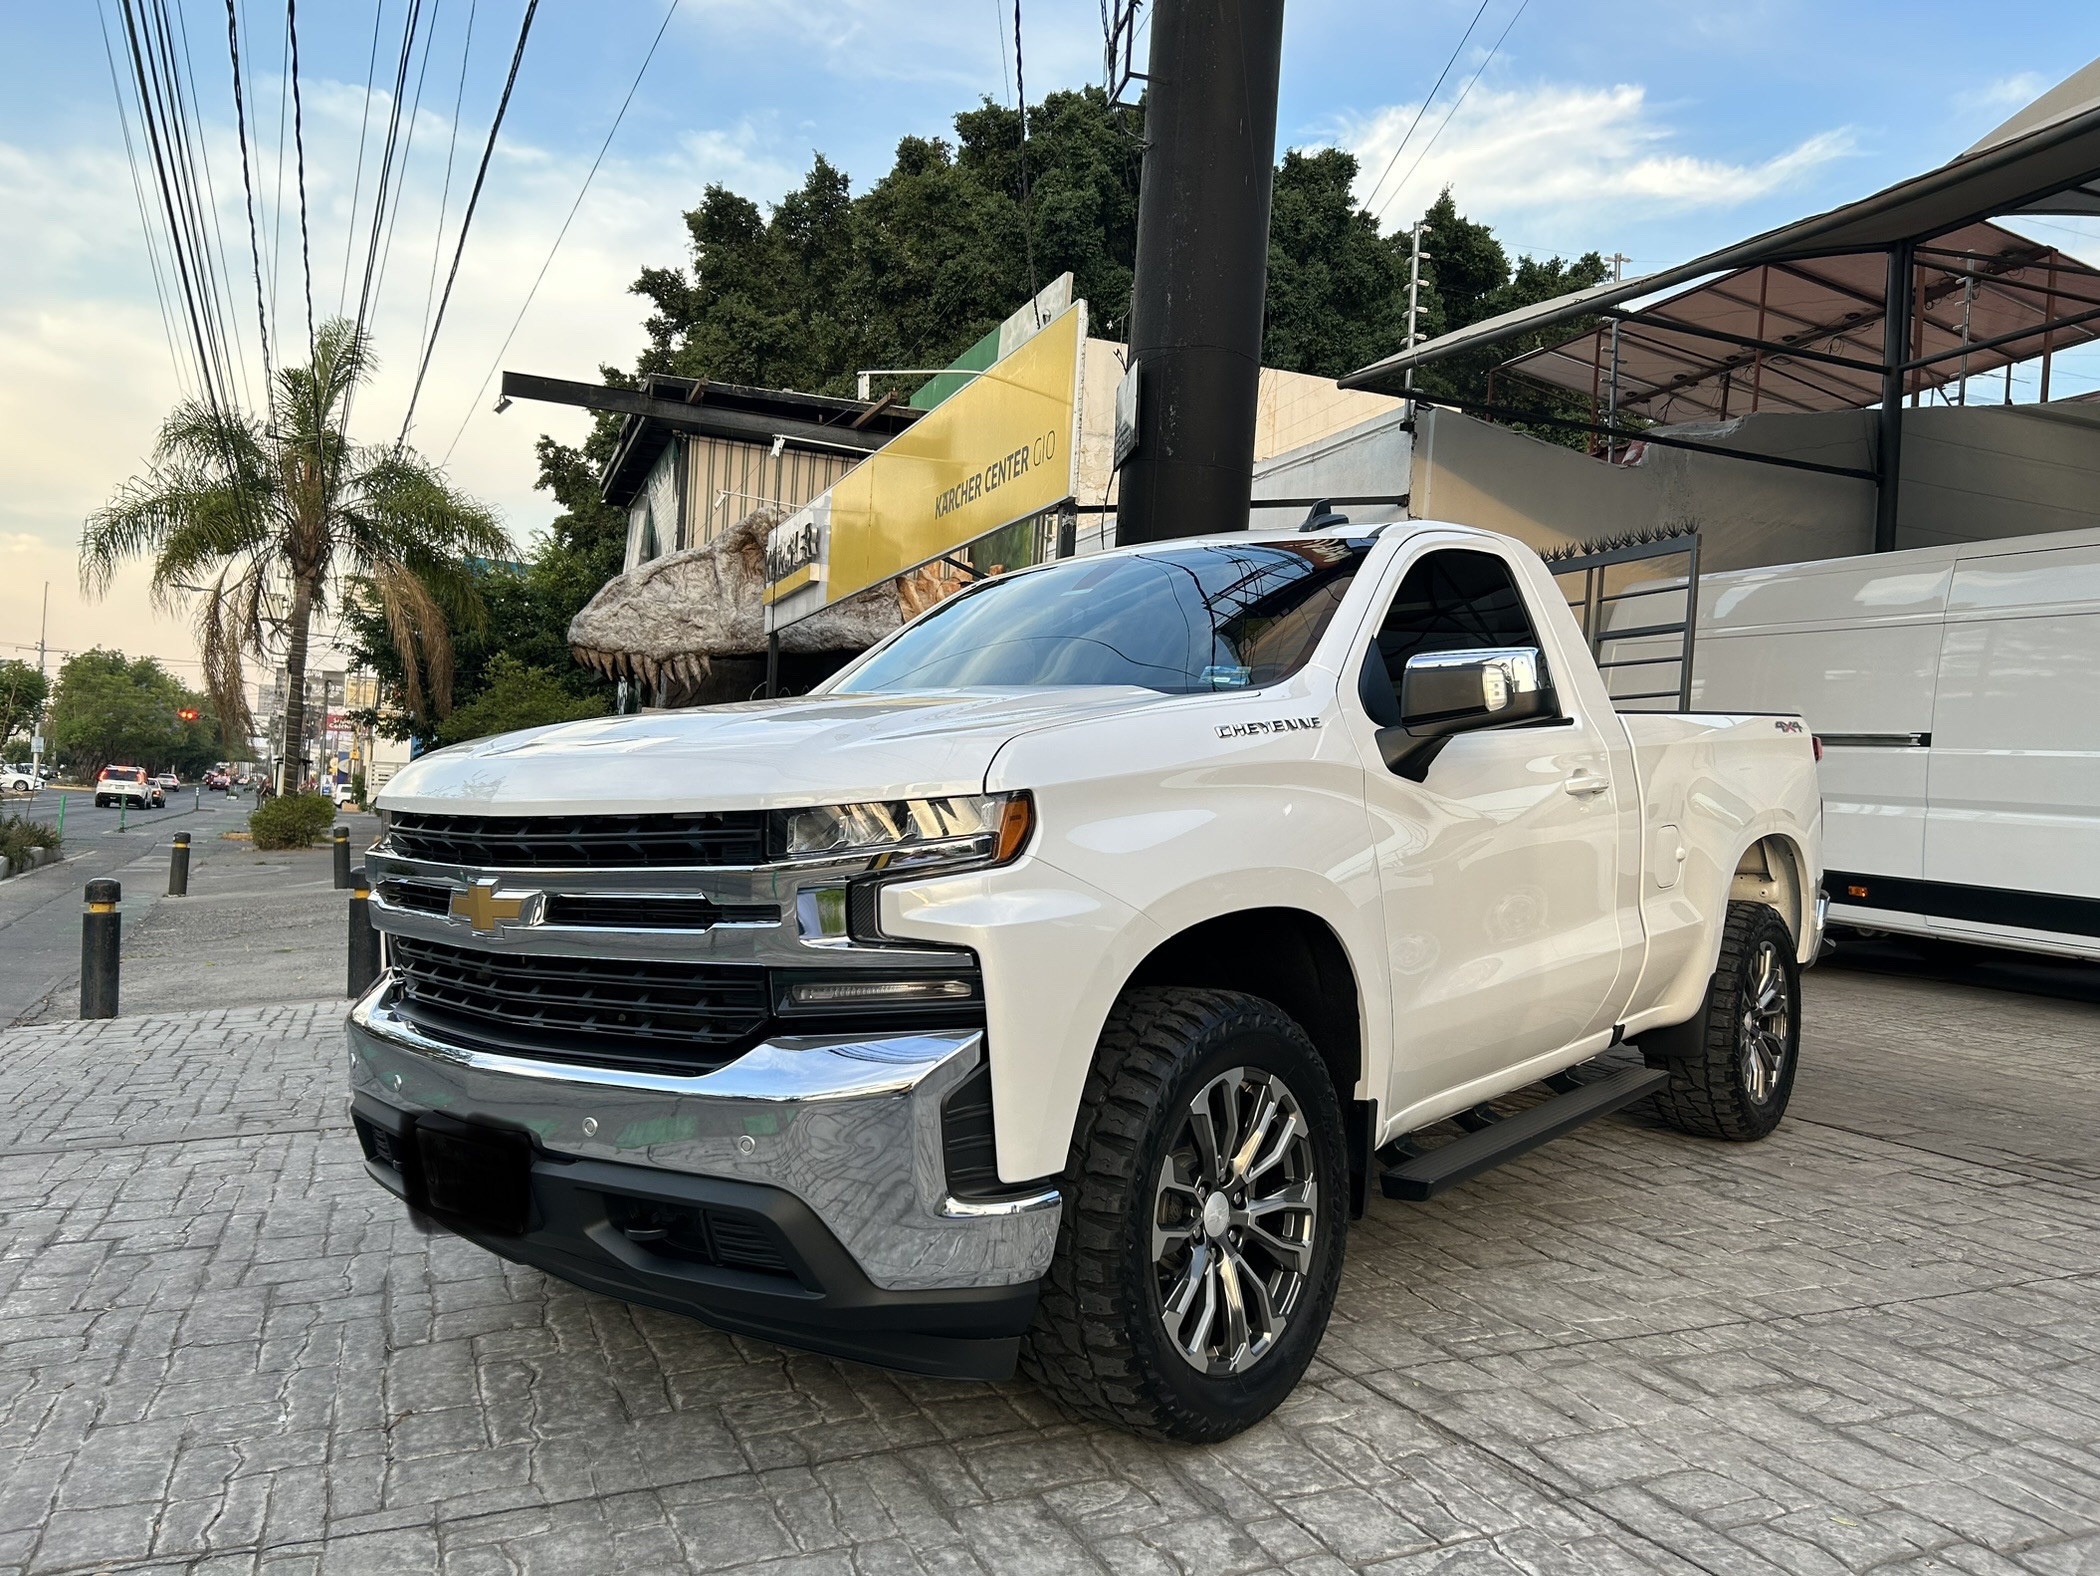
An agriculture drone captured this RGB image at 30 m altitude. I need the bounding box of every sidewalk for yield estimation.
[5,812,379,1027]
[0,967,2094,1573]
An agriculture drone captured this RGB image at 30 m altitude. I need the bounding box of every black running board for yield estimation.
[1379,1065,1671,1201]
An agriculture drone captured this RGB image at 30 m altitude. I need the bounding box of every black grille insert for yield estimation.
[544,895,779,930]
[603,1194,799,1280]
[378,879,453,915]
[388,810,767,869]
[390,935,769,1072]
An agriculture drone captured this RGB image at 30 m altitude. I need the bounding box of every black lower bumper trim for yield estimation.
[352,1095,1038,1381]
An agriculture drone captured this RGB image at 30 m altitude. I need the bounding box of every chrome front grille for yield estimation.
[388,934,771,1074]
[387,810,767,869]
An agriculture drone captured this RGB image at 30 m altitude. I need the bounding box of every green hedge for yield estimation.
[249,793,338,851]
[0,814,60,870]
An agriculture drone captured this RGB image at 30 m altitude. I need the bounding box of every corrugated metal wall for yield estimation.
[681,437,857,549]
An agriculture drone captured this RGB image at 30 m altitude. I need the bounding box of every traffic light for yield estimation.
[177,708,199,722]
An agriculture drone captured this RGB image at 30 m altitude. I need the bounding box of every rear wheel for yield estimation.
[1642,901,1799,1141]
[1022,988,1347,1442]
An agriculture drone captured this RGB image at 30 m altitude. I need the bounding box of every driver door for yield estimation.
[1353,543,1633,1120]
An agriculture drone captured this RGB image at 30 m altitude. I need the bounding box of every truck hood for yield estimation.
[375,687,1166,813]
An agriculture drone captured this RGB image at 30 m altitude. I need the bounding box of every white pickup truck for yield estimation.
[352,521,1824,1441]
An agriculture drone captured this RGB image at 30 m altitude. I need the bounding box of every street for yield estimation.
[0,795,376,1029]
[0,958,2093,1574]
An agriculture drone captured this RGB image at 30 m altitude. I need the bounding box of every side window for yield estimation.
[1361,549,1552,721]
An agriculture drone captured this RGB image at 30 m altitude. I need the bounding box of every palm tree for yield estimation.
[82,319,507,790]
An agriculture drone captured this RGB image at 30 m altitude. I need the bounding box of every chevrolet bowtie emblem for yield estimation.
[450,879,533,935]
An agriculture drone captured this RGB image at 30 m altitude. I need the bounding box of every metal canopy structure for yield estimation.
[1337,56,2100,551]
[1501,221,2100,423]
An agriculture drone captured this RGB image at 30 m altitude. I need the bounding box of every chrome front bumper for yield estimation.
[346,982,1061,1293]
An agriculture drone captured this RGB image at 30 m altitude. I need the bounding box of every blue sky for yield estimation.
[3,0,2098,673]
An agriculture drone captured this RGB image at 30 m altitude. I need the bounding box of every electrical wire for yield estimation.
[338,4,388,316]
[289,0,316,358]
[165,0,254,412]
[1013,0,1038,305]
[98,0,192,397]
[416,0,478,398]
[1373,0,1530,229]
[224,0,273,393]
[441,0,681,461]
[1360,0,1489,222]
[397,0,539,448]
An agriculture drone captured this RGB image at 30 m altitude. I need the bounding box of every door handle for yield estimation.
[1563,771,1611,797]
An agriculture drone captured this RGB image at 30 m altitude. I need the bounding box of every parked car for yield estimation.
[0,765,35,794]
[94,766,156,809]
[353,521,1824,1441]
[1608,522,2099,962]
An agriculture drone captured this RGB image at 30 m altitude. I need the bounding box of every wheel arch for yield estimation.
[1121,906,1365,1114]
[1729,832,1814,959]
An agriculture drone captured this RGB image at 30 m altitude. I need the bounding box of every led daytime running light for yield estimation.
[785,978,974,1007]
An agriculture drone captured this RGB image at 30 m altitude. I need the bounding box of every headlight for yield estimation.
[772,791,1033,872]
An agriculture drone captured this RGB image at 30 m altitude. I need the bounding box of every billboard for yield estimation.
[765,299,1086,629]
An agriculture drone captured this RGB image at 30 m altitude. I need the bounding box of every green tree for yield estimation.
[433,654,610,747]
[80,319,509,781]
[45,649,217,779]
[0,660,48,754]
[1407,190,1613,445]
[341,432,626,737]
[1262,148,1410,379]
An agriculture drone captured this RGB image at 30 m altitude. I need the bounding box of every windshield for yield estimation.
[833,538,1374,694]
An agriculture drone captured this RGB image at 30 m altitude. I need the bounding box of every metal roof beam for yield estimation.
[500,371,891,454]
[1417,394,1878,480]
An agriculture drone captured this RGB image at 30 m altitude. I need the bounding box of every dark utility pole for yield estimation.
[1875,241,1915,553]
[1115,0,1286,545]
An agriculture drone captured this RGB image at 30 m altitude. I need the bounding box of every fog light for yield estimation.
[784,978,974,1008]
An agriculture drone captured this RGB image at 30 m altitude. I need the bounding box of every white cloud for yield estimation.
[0,75,813,678]
[1955,72,2048,117]
[1340,80,1856,241]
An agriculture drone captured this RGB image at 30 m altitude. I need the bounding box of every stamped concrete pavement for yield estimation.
[0,965,2094,1574]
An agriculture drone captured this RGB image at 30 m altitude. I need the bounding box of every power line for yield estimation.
[164,0,254,412]
[97,0,192,397]
[223,0,273,393]
[443,0,681,462]
[288,0,315,358]
[338,3,388,316]
[1374,0,1531,229]
[416,0,478,400]
[1013,0,1038,304]
[1360,0,1489,221]
[398,0,540,447]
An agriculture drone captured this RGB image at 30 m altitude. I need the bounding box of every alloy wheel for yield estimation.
[1738,939,1791,1104]
[1150,1066,1319,1376]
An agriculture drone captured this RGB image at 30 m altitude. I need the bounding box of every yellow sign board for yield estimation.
[765,301,1085,628]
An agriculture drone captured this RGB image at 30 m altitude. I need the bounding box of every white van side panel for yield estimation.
[1924,538,2100,909]
[1669,557,1949,883]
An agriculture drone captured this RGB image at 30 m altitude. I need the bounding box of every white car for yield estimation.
[94,766,157,809]
[352,521,1824,1439]
[0,766,34,794]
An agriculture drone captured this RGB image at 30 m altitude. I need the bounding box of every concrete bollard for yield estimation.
[81,879,121,1019]
[347,866,381,999]
[167,830,191,896]
[332,825,352,889]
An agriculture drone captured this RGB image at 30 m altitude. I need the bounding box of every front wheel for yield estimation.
[1022,988,1348,1442]
[1642,900,1800,1140]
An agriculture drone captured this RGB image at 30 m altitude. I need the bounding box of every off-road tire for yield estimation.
[1020,987,1348,1443]
[1642,900,1799,1141]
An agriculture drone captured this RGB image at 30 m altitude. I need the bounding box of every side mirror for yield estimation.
[1377,647,1555,781]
